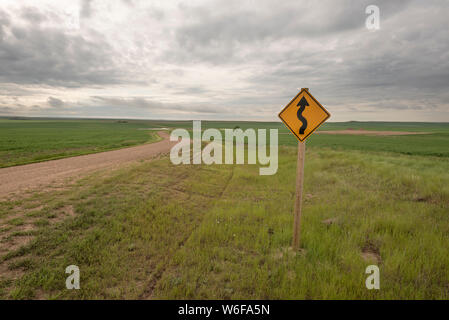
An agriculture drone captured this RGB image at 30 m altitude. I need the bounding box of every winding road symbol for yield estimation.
[278,88,330,142]
[297,96,309,134]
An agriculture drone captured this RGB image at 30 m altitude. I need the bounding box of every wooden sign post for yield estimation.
[292,140,305,251]
[278,88,330,251]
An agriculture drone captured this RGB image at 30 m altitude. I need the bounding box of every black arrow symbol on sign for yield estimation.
[297,96,309,134]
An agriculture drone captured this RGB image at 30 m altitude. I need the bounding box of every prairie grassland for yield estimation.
[2,118,448,168]
[0,140,448,299]
[280,131,449,157]
[0,119,161,168]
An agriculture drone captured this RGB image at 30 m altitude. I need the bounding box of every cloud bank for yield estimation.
[0,0,448,121]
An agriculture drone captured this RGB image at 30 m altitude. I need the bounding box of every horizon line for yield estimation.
[1,115,449,124]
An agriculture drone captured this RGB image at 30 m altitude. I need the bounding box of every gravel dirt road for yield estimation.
[0,131,176,198]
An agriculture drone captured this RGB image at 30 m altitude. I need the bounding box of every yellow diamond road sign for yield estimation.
[278,88,330,142]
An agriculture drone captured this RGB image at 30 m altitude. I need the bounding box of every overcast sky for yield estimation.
[0,0,448,122]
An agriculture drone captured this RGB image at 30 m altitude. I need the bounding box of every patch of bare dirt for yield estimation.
[272,247,306,260]
[59,205,75,218]
[0,205,75,258]
[0,257,26,281]
[45,205,77,224]
[5,235,34,252]
[305,193,315,201]
[15,223,35,233]
[322,217,338,225]
[0,230,34,260]
[317,130,431,136]
[361,241,382,264]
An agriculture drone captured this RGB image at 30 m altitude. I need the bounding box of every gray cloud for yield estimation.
[121,0,135,7]
[80,0,94,19]
[0,9,10,39]
[20,7,47,24]
[168,0,412,64]
[0,8,123,87]
[91,96,165,109]
[47,96,64,108]
[0,84,37,96]
[0,106,14,115]
[90,96,223,114]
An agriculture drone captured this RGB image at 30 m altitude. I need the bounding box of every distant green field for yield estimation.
[154,120,449,158]
[280,132,449,158]
[200,120,449,133]
[0,119,163,168]
[318,121,449,133]
[0,118,448,167]
[200,120,449,158]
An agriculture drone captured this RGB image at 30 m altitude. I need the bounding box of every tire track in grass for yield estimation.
[177,164,235,249]
[141,164,236,299]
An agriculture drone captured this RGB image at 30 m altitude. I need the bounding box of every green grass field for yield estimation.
[1,118,448,168]
[0,119,163,168]
[0,119,448,299]
[1,118,449,166]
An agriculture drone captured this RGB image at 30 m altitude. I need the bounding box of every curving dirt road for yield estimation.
[0,131,177,198]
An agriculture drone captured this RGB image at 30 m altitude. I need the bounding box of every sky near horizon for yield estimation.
[0,0,448,122]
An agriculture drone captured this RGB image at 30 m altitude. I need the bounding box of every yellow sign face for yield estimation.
[278,89,330,142]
